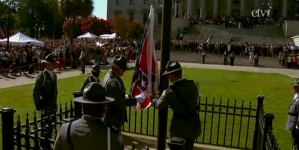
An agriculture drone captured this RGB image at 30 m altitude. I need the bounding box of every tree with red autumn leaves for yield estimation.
[110,15,144,39]
[81,16,112,36]
[63,18,83,40]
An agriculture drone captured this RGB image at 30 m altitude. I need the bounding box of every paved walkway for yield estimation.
[0,62,298,89]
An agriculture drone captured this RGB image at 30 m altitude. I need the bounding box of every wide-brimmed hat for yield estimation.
[292,79,299,87]
[109,54,130,70]
[91,64,101,73]
[162,61,182,76]
[74,82,114,104]
[41,54,59,64]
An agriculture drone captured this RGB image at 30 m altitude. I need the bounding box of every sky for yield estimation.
[93,0,107,20]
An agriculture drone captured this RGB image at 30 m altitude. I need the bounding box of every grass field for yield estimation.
[0,68,295,149]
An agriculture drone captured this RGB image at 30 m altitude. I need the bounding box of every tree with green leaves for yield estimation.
[59,0,94,40]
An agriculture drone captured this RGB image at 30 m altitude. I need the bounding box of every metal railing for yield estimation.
[0,95,280,150]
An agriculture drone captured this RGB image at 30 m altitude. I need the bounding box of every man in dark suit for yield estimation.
[54,83,124,150]
[80,64,101,92]
[102,55,131,131]
[152,61,201,150]
[33,54,59,149]
[79,49,87,74]
[286,79,299,150]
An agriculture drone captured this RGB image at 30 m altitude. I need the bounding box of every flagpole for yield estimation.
[157,0,172,149]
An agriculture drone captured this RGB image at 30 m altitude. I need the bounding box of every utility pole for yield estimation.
[157,0,172,149]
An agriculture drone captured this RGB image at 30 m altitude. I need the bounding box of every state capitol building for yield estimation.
[106,0,299,25]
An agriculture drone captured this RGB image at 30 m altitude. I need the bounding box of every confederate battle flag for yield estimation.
[130,5,159,110]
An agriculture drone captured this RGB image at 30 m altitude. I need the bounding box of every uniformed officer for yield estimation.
[102,55,130,131]
[32,54,59,149]
[53,83,124,150]
[151,61,201,150]
[80,64,101,92]
[286,79,299,150]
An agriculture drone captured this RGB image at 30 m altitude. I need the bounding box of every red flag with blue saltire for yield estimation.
[130,5,159,110]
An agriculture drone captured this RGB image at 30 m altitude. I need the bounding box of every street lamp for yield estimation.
[5,0,17,51]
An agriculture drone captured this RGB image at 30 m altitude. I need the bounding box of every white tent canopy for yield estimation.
[0,32,45,46]
[291,35,299,46]
[77,32,97,39]
[99,33,116,39]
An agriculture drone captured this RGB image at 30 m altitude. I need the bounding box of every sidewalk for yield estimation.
[0,62,297,89]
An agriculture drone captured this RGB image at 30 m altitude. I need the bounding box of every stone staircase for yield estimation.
[183,24,289,44]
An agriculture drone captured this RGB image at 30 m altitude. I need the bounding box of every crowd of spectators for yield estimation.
[0,37,298,77]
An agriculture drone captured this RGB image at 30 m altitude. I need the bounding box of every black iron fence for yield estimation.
[1,95,280,150]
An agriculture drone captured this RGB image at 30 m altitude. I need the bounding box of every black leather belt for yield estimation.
[289,112,297,117]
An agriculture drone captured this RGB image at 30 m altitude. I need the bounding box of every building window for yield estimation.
[116,0,120,5]
[129,13,134,21]
[159,0,162,4]
[130,0,134,5]
[144,0,148,5]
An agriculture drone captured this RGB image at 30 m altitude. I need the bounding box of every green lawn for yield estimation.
[0,68,295,149]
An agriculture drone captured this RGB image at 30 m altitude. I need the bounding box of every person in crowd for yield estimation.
[79,49,87,74]
[32,54,59,149]
[102,54,131,131]
[286,79,299,150]
[254,53,259,67]
[80,64,101,92]
[53,83,124,150]
[151,61,201,150]
[230,52,235,66]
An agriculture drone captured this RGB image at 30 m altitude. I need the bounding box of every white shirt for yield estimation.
[294,93,299,100]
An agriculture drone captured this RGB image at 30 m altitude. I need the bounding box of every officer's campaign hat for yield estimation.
[91,64,101,73]
[162,60,182,76]
[74,83,114,104]
[109,54,130,70]
[41,54,59,64]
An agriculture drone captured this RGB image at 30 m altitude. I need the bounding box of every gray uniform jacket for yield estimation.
[102,70,127,129]
[80,75,100,92]
[153,78,201,140]
[286,97,299,130]
[53,115,124,150]
[32,70,58,113]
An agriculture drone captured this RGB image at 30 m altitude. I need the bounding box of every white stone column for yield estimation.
[226,0,232,16]
[240,0,246,16]
[179,0,184,14]
[269,0,273,17]
[200,0,207,18]
[254,0,260,9]
[188,0,193,15]
[282,0,288,18]
[213,0,219,16]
